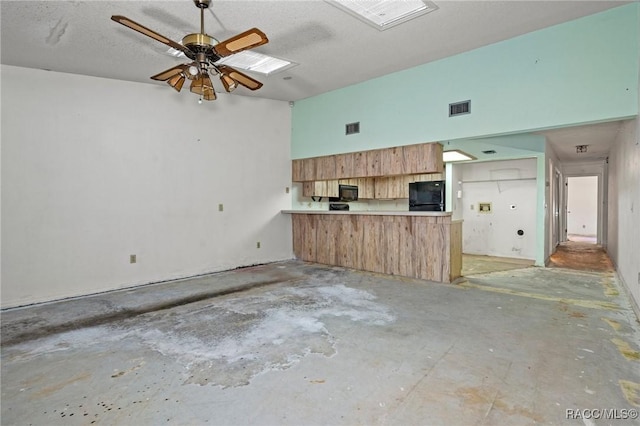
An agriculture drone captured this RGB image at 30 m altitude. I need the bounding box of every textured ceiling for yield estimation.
[0,0,632,160]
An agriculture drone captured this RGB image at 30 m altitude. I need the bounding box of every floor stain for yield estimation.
[31,371,91,398]
[602,317,622,332]
[493,399,545,423]
[459,282,619,311]
[611,338,640,361]
[454,387,544,423]
[111,359,145,378]
[601,276,620,297]
[619,380,640,406]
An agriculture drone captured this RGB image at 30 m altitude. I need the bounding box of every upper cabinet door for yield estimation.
[315,155,336,180]
[335,152,354,179]
[404,143,443,174]
[380,146,405,176]
[366,149,382,177]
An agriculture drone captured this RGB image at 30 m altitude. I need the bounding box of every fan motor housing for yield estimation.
[182,33,218,49]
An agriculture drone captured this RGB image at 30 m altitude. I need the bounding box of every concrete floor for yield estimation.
[2,252,639,425]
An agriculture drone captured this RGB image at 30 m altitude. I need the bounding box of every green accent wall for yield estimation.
[291,3,639,159]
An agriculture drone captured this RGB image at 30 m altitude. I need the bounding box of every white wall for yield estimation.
[460,158,537,260]
[1,65,293,308]
[567,176,598,236]
[607,118,640,314]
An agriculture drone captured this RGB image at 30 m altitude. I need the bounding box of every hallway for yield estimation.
[548,241,614,273]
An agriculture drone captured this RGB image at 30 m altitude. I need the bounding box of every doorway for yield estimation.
[566,176,598,244]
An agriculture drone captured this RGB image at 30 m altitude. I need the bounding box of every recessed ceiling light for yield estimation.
[215,51,297,75]
[443,150,476,162]
[328,0,438,31]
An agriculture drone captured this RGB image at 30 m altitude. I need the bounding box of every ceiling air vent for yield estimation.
[346,122,360,135]
[449,100,471,117]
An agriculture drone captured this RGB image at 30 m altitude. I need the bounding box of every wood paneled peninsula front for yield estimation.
[284,211,462,283]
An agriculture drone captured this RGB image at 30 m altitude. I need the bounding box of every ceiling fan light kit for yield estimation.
[111,0,268,102]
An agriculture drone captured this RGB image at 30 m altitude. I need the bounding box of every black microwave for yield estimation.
[330,184,358,202]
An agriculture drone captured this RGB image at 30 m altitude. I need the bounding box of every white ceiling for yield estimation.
[0,0,633,161]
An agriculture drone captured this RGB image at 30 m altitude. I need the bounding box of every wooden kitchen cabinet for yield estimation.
[302,180,339,198]
[291,142,444,182]
[335,152,354,179]
[292,157,316,182]
[352,152,368,178]
[292,159,303,182]
[290,212,462,283]
[339,178,375,199]
[380,146,405,176]
[315,155,336,180]
[366,149,382,177]
[403,143,443,174]
[374,176,406,199]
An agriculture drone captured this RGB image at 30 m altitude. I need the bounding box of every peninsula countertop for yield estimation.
[281,210,453,217]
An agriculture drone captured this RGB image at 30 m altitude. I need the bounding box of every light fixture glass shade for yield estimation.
[443,150,476,162]
[190,74,216,101]
[220,73,237,92]
[167,73,186,92]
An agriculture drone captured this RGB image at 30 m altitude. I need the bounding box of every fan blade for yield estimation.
[111,15,192,57]
[218,66,263,91]
[150,65,189,81]
[213,28,268,57]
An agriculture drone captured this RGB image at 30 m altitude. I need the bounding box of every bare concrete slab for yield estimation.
[2,260,639,425]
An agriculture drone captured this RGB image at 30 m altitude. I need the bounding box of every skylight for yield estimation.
[215,51,296,75]
[443,150,476,163]
[328,0,438,31]
[166,48,296,75]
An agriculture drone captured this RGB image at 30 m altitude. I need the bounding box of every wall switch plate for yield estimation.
[285,187,290,194]
[130,254,137,264]
[218,204,224,212]
[257,242,261,249]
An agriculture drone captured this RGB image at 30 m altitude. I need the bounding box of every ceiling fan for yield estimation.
[111,0,268,101]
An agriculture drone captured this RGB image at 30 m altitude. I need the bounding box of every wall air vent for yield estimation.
[449,100,471,117]
[346,122,360,135]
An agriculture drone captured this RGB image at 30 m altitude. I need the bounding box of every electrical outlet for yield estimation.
[257,242,261,249]
[130,254,137,264]
[218,204,224,212]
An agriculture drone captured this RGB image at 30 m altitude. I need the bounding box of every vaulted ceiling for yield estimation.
[1,1,633,161]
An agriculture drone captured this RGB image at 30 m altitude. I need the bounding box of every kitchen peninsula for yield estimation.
[282,211,462,283]
[286,142,461,283]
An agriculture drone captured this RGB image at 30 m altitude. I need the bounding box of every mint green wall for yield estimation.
[291,3,639,159]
